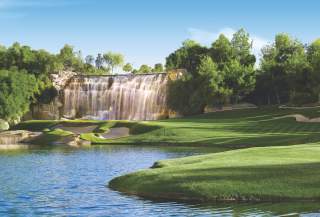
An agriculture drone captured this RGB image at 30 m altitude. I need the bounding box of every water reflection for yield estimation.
[0,145,319,216]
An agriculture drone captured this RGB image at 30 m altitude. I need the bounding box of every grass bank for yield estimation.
[108,107,320,202]
[13,107,320,201]
[13,107,320,148]
[109,143,320,202]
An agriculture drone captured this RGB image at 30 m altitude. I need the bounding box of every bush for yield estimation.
[290,92,318,106]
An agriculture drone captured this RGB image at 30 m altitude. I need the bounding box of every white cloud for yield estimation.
[187,27,270,59]
[0,0,80,19]
[0,0,78,10]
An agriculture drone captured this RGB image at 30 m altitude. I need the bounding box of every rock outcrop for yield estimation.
[50,70,77,91]
[0,130,41,145]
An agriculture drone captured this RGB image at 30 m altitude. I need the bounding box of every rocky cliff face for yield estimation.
[24,71,76,120]
[50,71,77,91]
[0,130,41,145]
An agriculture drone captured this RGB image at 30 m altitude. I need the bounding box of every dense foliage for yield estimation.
[0,69,38,121]
[166,29,320,114]
[248,34,320,105]
[1,28,320,121]
[166,29,256,115]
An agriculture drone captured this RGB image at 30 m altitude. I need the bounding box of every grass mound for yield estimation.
[109,143,320,202]
[29,128,74,145]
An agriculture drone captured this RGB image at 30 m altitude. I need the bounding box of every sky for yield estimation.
[1,0,320,68]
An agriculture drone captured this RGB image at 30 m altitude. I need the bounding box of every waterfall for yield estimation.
[62,73,168,120]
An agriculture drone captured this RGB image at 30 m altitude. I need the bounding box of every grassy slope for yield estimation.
[111,107,320,148]
[108,107,320,202]
[29,129,74,145]
[15,107,320,148]
[13,107,320,201]
[109,143,320,202]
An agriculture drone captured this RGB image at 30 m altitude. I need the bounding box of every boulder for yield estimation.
[0,130,41,145]
[168,110,183,119]
[50,70,77,91]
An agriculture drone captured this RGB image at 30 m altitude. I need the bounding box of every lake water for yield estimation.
[0,145,319,217]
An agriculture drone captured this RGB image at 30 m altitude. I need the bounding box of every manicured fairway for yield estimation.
[109,143,320,202]
[107,107,320,202]
[111,107,320,149]
[15,107,320,201]
[16,107,320,149]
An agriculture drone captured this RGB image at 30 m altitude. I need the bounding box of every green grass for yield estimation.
[109,143,320,202]
[105,107,320,149]
[13,107,320,201]
[108,107,320,202]
[29,128,74,145]
[12,120,60,131]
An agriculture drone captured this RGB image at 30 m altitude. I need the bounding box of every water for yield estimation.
[63,74,168,120]
[0,145,319,216]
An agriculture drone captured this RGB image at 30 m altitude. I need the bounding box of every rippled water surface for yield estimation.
[0,145,319,216]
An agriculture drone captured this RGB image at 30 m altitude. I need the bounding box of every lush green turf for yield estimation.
[108,107,320,202]
[105,107,320,149]
[109,143,320,202]
[13,107,320,201]
[29,128,74,145]
[14,107,320,148]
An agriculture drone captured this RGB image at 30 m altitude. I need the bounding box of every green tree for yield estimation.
[95,53,104,69]
[165,40,208,76]
[85,55,95,65]
[123,63,133,73]
[0,69,38,121]
[153,63,164,73]
[223,60,256,103]
[307,39,320,102]
[103,52,124,73]
[138,64,152,73]
[231,28,256,66]
[257,33,308,104]
[210,34,233,69]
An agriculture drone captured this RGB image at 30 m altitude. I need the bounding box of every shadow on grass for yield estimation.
[111,162,320,202]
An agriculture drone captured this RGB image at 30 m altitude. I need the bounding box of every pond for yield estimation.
[0,145,319,216]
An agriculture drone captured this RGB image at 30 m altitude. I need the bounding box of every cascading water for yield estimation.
[62,73,168,120]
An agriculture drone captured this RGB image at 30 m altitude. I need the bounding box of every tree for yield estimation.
[307,39,320,102]
[223,59,256,103]
[85,55,95,65]
[231,28,256,66]
[103,52,124,73]
[95,53,104,69]
[165,40,208,76]
[197,55,225,105]
[210,34,233,69]
[58,44,75,69]
[0,69,38,121]
[131,69,138,74]
[138,64,152,73]
[256,33,308,104]
[153,63,164,73]
[123,63,133,73]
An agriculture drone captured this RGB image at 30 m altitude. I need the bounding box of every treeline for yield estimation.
[165,29,320,115]
[0,42,162,122]
[1,29,320,122]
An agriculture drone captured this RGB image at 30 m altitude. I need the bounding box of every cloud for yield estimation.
[0,0,77,9]
[187,27,270,59]
[0,0,80,18]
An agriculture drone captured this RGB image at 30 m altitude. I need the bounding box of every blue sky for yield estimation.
[1,0,320,68]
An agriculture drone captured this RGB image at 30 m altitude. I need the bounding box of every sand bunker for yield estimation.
[101,127,130,139]
[276,114,320,123]
[53,123,98,134]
